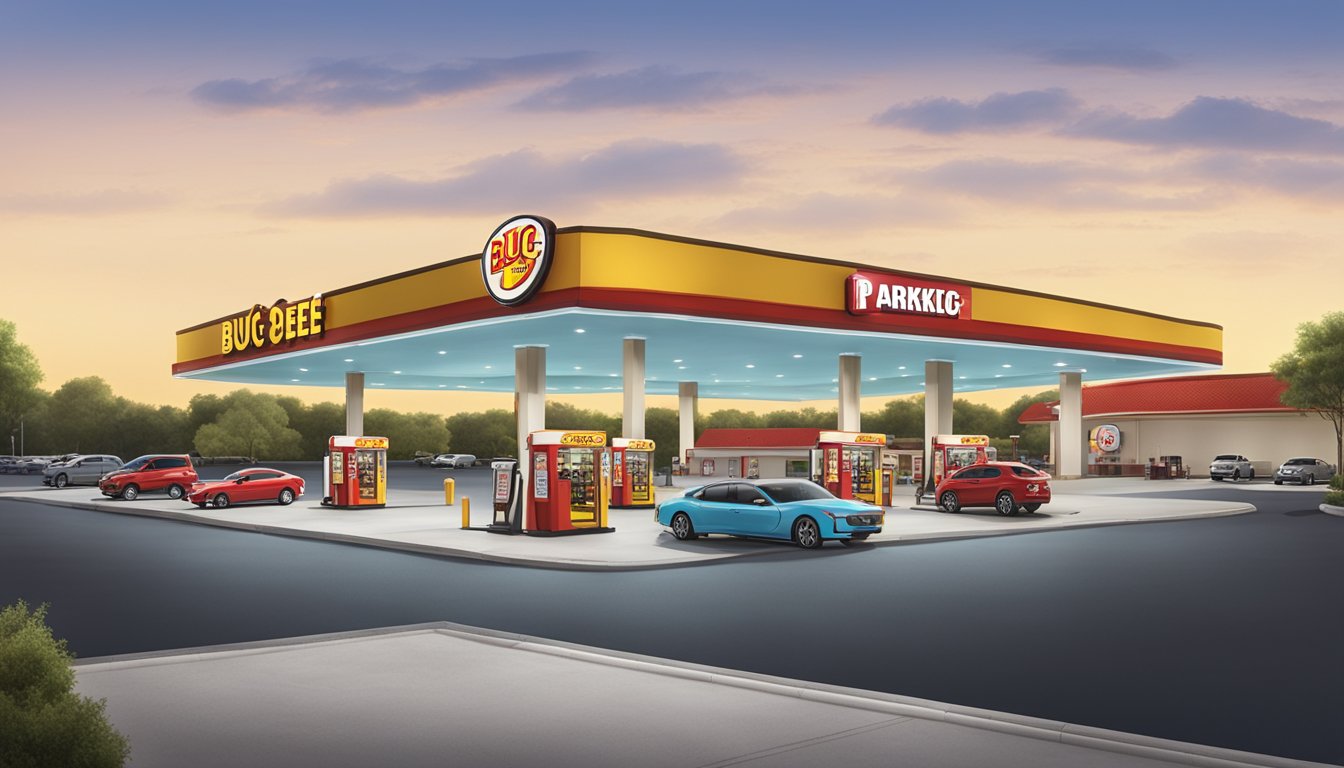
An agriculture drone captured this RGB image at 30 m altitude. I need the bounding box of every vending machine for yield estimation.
[611,437,656,508]
[323,435,388,508]
[488,457,524,534]
[526,430,613,535]
[812,431,886,504]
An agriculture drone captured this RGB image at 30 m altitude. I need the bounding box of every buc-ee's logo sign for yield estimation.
[559,432,607,447]
[1091,424,1121,453]
[221,295,324,355]
[846,271,967,319]
[482,215,556,306]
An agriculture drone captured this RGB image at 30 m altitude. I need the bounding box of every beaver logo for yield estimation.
[482,215,556,306]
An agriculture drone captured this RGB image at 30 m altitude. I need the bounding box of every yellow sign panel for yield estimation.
[354,437,389,449]
[624,439,655,451]
[221,295,325,355]
[853,433,886,445]
[559,431,607,447]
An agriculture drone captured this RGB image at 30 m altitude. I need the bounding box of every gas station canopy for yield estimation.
[173,222,1222,400]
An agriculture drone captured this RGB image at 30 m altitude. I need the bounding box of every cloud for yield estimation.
[1183,154,1344,198]
[192,52,595,113]
[514,65,796,111]
[873,89,1080,134]
[1033,46,1177,72]
[715,192,959,232]
[268,140,746,217]
[910,158,1215,210]
[0,188,171,216]
[1068,97,1344,154]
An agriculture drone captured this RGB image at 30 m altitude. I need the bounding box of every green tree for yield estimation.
[1272,311,1344,470]
[763,407,835,429]
[0,601,130,767]
[193,391,301,459]
[445,409,517,458]
[864,397,923,438]
[364,409,451,459]
[277,398,344,459]
[43,377,119,454]
[546,402,621,435]
[644,407,680,468]
[999,389,1058,458]
[0,320,44,448]
[953,399,1001,436]
[697,408,764,437]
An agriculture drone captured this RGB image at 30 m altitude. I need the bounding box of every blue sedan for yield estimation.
[656,479,884,549]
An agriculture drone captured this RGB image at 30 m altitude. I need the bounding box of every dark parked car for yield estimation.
[43,454,124,487]
[935,461,1052,516]
[99,454,199,500]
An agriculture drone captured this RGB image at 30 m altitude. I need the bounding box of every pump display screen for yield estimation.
[627,451,650,503]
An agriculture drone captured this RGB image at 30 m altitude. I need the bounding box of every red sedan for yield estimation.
[187,468,305,509]
[935,461,1051,516]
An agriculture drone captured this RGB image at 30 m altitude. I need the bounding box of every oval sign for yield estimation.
[482,215,556,306]
[1091,424,1121,453]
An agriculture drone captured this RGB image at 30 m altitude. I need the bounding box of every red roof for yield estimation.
[1017,373,1293,423]
[696,428,822,449]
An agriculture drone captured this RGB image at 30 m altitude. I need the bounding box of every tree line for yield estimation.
[1,318,1058,465]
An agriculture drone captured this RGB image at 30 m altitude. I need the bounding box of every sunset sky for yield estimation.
[3,1,1341,417]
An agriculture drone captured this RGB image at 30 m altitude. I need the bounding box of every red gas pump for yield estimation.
[323,435,388,508]
[526,430,614,535]
[611,438,656,509]
[813,431,886,504]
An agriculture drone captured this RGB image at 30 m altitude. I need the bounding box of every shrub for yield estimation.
[1330,473,1343,491]
[0,601,130,767]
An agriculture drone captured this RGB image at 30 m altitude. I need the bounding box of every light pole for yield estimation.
[1010,434,1021,461]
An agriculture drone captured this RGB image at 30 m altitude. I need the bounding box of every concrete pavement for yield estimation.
[2,476,1258,569]
[73,623,1333,768]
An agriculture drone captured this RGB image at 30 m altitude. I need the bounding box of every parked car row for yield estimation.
[1208,454,1338,485]
[3,454,78,474]
[30,452,307,509]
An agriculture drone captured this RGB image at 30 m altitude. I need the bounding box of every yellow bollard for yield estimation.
[461,496,470,529]
[443,477,455,505]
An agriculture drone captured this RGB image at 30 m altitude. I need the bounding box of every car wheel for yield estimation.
[938,491,960,513]
[995,491,1018,516]
[196,503,208,509]
[167,484,185,500]
[212,493,230,509]
[1306,474,1315,486]
[792,516,822,549]
[278,488,295,505]
[1248,469,1255,480]
[1274,479,1282,485]
[121,484,140,501]
[54,473,69,488]
[1212,476,1223,482]
[1023,503,1041,513]
[1233,469,1240,481]
[670,512,695,541]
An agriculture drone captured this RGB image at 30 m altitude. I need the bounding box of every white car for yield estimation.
[1209,454,1254,481]
[431,453,476,468]
[1273,457,1336,486]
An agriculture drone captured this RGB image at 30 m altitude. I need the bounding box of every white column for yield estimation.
[924,360,953,444]
[344,372,364,436]
[838,354,861,432]
[678,382,698,466]
[623,337,646,439]
[515,346,547,486]
[1058,372,1083,479]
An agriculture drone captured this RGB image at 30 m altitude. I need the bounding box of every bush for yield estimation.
[0,601,129,767]
[1330,473,1343,491]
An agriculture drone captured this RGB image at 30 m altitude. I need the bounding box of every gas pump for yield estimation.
[323,435,388,508]
[526,430,614,535]
[918,434,992,503]
[812,431,885,504]
[487,458,523,534]
[611,437,656,509]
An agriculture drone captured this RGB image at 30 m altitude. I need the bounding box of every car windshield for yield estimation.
[1284,458,1314,465]
[1213,455,1240,461]
[223,471,249,481]
[121,456,153,470]
[755,481,835,503]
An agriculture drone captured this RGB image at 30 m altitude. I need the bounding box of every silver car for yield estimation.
[1273,457,1336,486]
[43,454,124,488]
[1209,454,1254,481]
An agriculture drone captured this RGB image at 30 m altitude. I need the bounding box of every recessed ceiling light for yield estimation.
[484,365,492,369]
[438,350,447,355]
[298,368,308,372]
[775,374,784,378]
[438,384,446,388]
[343,358,354,363]
[574,366,582,370]
[609,373,618,377]
[458,385,468,389]
[1001,364,1012,368]
[393,370,402,375]
[290,378,300,382]
[868,377,877,381]
[745,364,755,369]
[677,366,686,370]
[995,374,1003,378]
[898,365,906,370]
[958,376,966,380]
[574,328,586,334]
[673,359,683,363]
[1054,362,1067,367]
[792,354,803,359]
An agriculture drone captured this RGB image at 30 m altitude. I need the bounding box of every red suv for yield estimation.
[99,455,199,501]
[935,461,1051,516]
